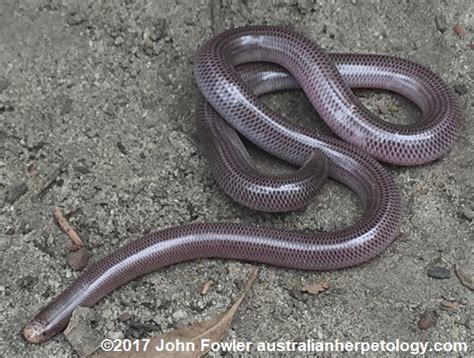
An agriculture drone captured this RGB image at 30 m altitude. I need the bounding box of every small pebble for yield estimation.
[434,14,448,33]
[65,12,85,26]
[68,246,89,271]
[465,316,472,329]
[455,264,474,290]
[172,309,187,320]
[427,265,451,279]
[64,307,101,356]
[118,312,132,322]
[417,310,438,330]
[73,165,91,174]
[109,331,124,340]
[378,104,389,114]
[6,181,28,204]
[114,36,124,46]
[103,103,114,116]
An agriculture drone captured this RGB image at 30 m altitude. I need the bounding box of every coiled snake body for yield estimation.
[23,26,459,343]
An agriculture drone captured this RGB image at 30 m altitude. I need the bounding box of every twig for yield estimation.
[201,281,212,295]
[53,207,83,249]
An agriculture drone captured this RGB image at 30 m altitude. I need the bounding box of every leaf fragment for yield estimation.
[302,281,330,295]
[96,268,259,357]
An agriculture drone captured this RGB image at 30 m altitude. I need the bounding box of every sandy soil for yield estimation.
[0,0,472,357]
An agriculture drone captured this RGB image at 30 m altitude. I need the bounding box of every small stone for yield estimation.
[172,309,187,320]
[65,12,85,26]
[457,205,473,222]
[434,14,448,33]
[417,310,438,330]
[453,84,468,95]
[73,165,91,174]
[103,104,114,116]
[6,181,28,204]
[143,38,154,52]
[109,331,124,340]
[118,312,132,321]
[378,104,389,114]
[68,246,89,271]
[427,265,451,279]
[189,299,207,312]
[114,36,124,46]
[5,227,15,235]
[465,316,472,329]
[64,307,101,356]
[0,77,9,93]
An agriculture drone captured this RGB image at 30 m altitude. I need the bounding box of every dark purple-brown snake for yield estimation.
[23,26,459,343]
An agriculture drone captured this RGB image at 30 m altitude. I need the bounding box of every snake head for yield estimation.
[23,319,54,344]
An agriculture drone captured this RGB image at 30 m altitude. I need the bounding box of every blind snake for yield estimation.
[23,26,459,344]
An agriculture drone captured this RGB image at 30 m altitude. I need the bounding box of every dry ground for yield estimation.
[0,0,472,357]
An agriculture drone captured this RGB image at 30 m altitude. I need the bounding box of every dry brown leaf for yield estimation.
[96,268,259,358]
[302,281,330,295]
